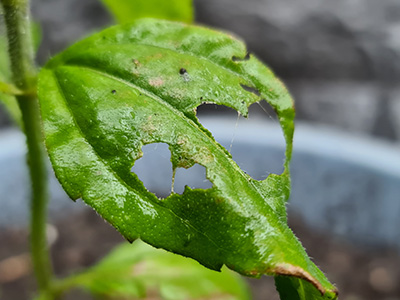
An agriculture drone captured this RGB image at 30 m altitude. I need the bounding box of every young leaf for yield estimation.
[100,0,194,24]
[38,19,337,299]
[61,240,250,299]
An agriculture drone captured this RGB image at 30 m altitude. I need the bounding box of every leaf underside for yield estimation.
[38,19,337,299]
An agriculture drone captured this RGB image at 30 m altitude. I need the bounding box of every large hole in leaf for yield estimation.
[131,143,173,198]
[196,102,285,180]
[173,164,213,194]
[131,143,213,198]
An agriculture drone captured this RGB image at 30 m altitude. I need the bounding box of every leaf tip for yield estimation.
[273,263,338,297]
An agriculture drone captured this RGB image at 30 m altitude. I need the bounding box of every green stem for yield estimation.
[1,0,53,293]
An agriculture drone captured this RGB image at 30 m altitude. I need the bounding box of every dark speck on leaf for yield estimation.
[200,97,203,100]
[179,68,187,75]
[111,90,116,94]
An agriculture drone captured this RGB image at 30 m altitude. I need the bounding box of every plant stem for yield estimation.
[1,0,53,293]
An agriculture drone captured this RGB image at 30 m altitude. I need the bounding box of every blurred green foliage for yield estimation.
[100,0,194,24]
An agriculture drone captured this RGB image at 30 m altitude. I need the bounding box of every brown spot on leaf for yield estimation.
[195,147,214,164]
[133,59,141,67]
[215,197,224,204]
[177,136,188,145]
[149,78,164,87]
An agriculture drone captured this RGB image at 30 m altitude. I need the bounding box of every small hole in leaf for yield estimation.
[173,164,213,194]
[131,143,172,198]
[240,84,261,97]
[197,103,285,180]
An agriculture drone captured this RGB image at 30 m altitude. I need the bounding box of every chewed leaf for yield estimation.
[38,19,337,299]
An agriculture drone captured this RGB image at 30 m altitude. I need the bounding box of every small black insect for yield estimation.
[179,68,187,75]
[111,90,117,94]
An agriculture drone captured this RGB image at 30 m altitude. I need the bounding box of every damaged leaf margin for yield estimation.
[38,18,337,299]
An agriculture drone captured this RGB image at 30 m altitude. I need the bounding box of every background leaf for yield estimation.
[100,0,194,24]
[63,240,251,300]
[38,19,337,299]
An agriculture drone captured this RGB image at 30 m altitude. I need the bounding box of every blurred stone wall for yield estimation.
[195,0,400,141]
[1,0,399,140]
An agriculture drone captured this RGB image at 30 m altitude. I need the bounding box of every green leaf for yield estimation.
[100,0,194,24]
[63,240,250,299]
[38,18,337,299]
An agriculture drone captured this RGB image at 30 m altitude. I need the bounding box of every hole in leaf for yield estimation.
[173,164,213,194]
[240,84,261,97]
[197,103,285,180]
[131,144,213,198]
[131,143,172,198]
[249,99,280,123]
